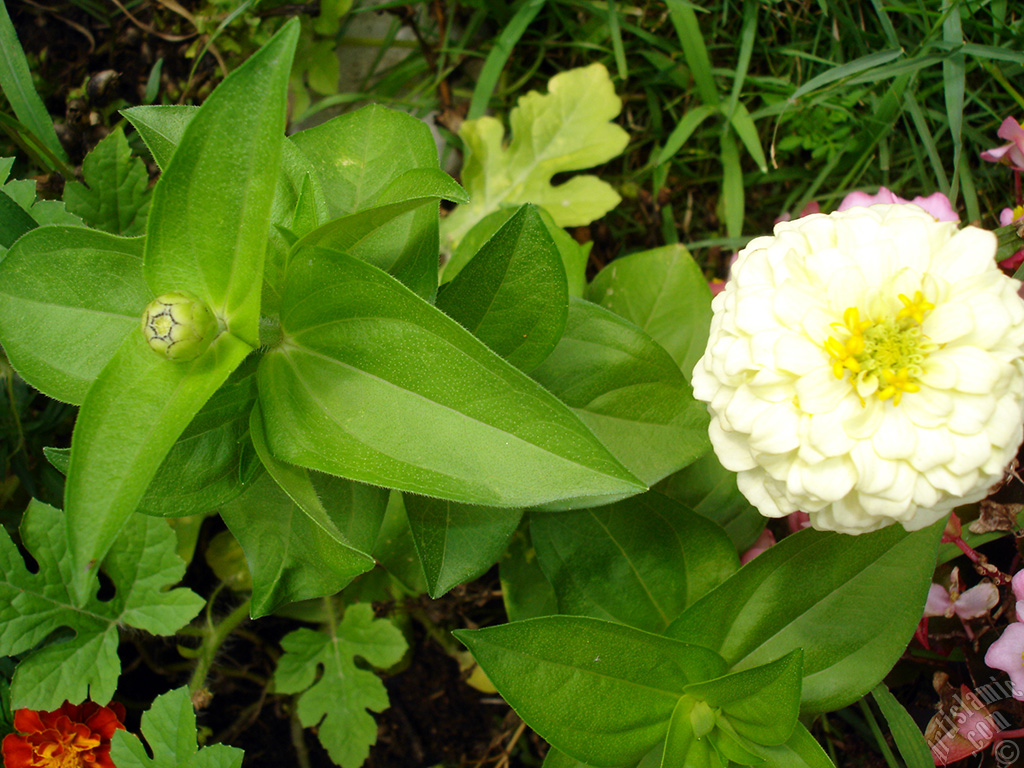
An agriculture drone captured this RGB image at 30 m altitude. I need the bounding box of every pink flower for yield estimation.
[837,186,959,222]
[1012,570,1024,621]
[983,623,1024,701]
[786,510,811,534]
[924,579,999,620]
[739,527,776,565]
[980,117,1024,171]
[927,685,1003,765]
[1000,206,1024,227]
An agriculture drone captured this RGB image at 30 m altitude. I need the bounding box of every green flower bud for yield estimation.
[141,291,219,362]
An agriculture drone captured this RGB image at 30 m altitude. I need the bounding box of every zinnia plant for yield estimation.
[692,203,1024,533]
[1,700,126,768]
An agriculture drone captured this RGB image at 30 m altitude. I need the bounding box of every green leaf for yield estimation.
[65,330,252,601]
[746,723,835,768]
[120,105,199,170]
[139,354,261,516]
[110,686,244,768]
[144,20,298,347]
[291,105,449,300]
[684,650,803,747]
[442,64,629,250]
[444,206,588,298]
[437,204,567,371]
[259,249,645,508]
[530,297,709,490]
[292,167,467,300]
[656,450,766,551]
[275,603,407,768]
[0,226,149,405]
[219,404,377,617]
[665,521,944,716]
[455,616,727,767]
[0,1,69,164]
[404,494,522,598]
[63,127,151,236]
[586,244,712,380]
[530,492,738,633]
[0,186,36,248]
[372,492,428,594]
[500,523,559,622]
[871,683,934,768]
[0,500,203,710]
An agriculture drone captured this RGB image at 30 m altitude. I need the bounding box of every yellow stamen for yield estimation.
[877,368,921,406]
[896,291,935,325]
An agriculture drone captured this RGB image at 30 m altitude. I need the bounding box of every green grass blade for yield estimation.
[665,0,720,106]
[606,0,628,80]
[467,0,547,120]
[0,0,69,165]
[724,0,758,120]
[871,684,933,768]
[728,103,767,173]
[789,49,903,102]
[902,90,949,194]
[719,130,743,238]
[657,104,719,166]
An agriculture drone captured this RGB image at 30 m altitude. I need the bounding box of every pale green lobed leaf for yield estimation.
[441,63,629,251]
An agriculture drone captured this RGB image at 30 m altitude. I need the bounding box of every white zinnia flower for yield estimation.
[692,204,1024,534]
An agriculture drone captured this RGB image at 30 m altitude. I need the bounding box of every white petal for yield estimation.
[870,407,917,459]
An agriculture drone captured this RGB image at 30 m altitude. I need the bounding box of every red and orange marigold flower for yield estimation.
[2,700,126,768]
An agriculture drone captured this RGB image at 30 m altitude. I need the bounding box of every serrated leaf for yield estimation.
[275,603,407,768]
[110,686,244,768]
[0,500,203,710]
[63,127,151,236]
[441,63,629,250]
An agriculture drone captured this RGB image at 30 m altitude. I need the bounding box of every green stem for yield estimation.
[188,596,252,695]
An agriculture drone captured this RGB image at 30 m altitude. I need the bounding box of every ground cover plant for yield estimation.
[2,1,1024,767]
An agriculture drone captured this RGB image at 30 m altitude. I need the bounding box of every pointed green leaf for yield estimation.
[531,297,710,491]
[684,650,803,747]
[219,403,376,617]
[63,127,151,236]
[0,226,148,404]
[120,105,199,170]
[404,494,522,598]
[746,723,835,768]
[143,20,299,346]
[871,683,934,768]
[499,522,559,622]
[292,166,466,299]
[372,492,428,594]
[586,244,713,380]
[1,501,203,710]
[666,522,944,716]
[0,186,36,248]
[65,330,252,600]
[291,105,449,300]
[139,354,261,516]
[531,491,738,633]
[436,204,568,371]
[0,1,68,163]
[660,697,704,768]
[656,450,767,551]
[275,604,407,768]
[110,686,244,768]
[457,617,726,767]
[259,248,644,508]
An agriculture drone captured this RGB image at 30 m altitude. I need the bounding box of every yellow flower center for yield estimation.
[825,291,935,406]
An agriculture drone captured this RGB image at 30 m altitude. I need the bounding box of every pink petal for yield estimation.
[952,583,999,619]
[837,187,902,210]
[740,527,776,565]
[1000,207,1018,227]
[925,584,954,617]
[983,623,1024,700]
[1012,570,1024,603]
[907,192,958,222]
